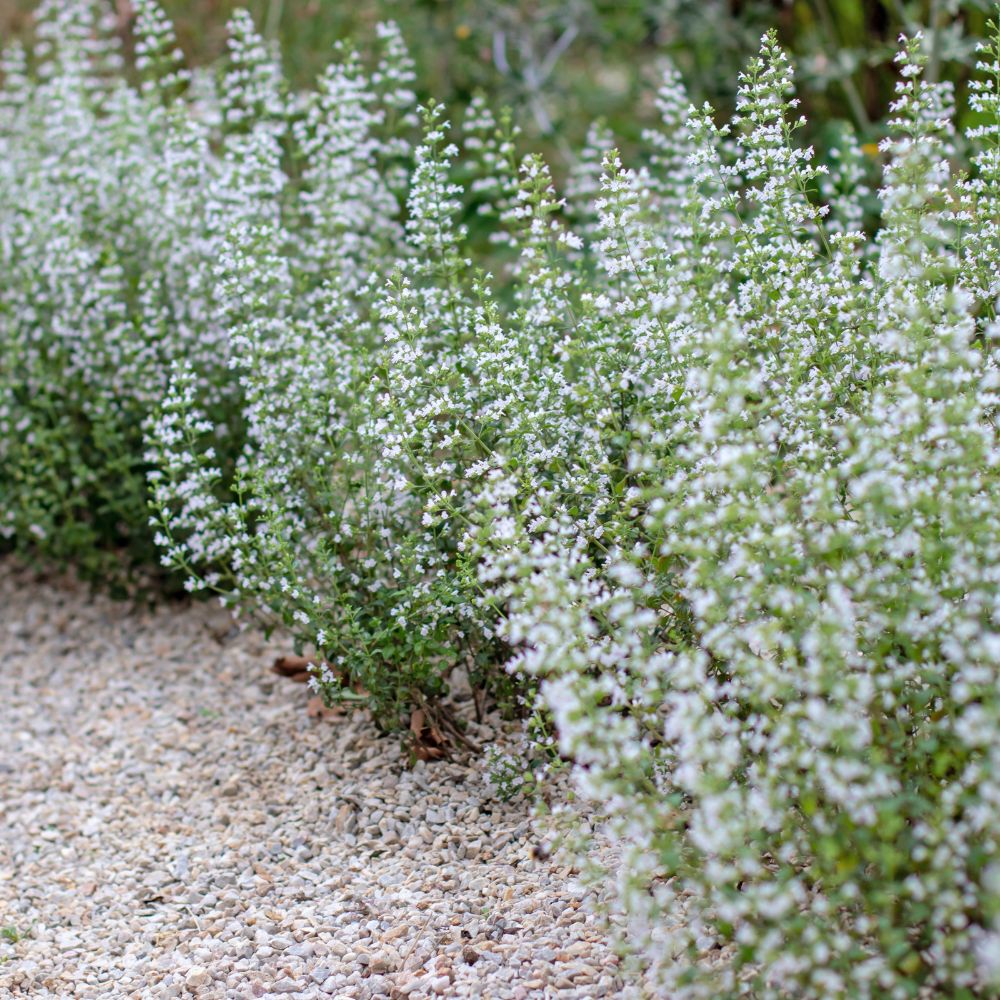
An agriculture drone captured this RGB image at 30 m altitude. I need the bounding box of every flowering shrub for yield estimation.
[149,54,696,731]
[151,9,1000,991]
[0,0,268,579]
[149,96,520,729]
[0,0,413,583]
[489,28,1000,1000]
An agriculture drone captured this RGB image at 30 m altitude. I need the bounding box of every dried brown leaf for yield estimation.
[306,695,342,721]
[409,708,449,760]
[272,654,314,681]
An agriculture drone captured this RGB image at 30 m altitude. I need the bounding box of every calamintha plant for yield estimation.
[152,11,1000,994]
[0,0,414,584]
[489,26,1000,1000]
[0,0,244,580]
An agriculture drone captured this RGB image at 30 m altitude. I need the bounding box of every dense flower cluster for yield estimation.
[6,2,1000,995]
[492,30,1000,1000]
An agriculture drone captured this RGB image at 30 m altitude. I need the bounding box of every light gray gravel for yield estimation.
[0,559,626,999]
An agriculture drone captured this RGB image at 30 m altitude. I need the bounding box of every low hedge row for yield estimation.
[4,2,1000,996]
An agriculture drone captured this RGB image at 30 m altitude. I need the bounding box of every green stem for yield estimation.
[264,0,284,43]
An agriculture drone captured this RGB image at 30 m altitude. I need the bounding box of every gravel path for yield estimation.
[0,560,625,999]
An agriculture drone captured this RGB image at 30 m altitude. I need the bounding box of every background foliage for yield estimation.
[2,0,998,160]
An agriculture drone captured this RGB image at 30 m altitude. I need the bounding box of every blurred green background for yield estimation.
[1,1,996,155]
